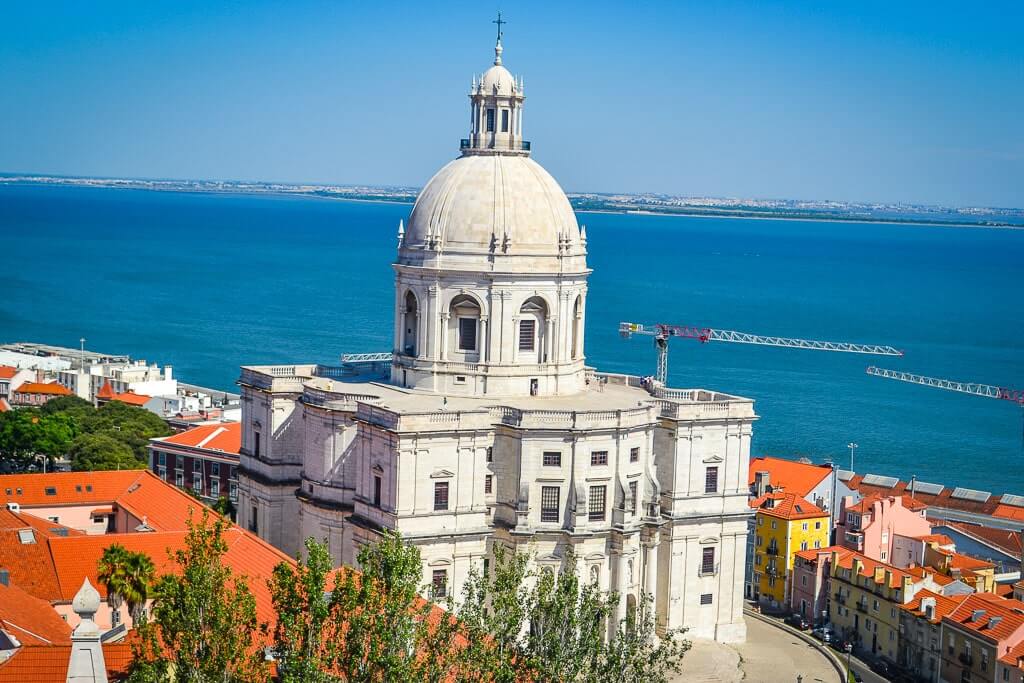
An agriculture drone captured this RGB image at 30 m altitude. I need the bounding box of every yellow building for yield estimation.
[751,491,830,606]
[829,550,946,663]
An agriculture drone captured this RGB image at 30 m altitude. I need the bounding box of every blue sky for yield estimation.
[1,1,1021,207]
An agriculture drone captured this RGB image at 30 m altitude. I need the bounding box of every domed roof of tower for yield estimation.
[402,154,582,261]
[479,42,518,96]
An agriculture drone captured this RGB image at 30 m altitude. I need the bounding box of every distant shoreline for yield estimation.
[2,176,1022,230]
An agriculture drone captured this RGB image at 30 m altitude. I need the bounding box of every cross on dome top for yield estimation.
[492,12,506,64]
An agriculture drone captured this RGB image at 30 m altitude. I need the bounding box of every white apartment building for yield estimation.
[236,36,757,643]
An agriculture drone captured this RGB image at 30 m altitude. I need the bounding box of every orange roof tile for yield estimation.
[752,491,828,521]
[845,495,882,514]
[916,533,955,545]
[0,399,9,413]
[96,382,115,400]
[991,504,1024,522]
[0,471,150,508]
[1000,640,1024,668]
[0,366,18,380]
[156,422,241,455]
[111,391,150,406]
[0,582,71,646]
[944,593,1024,643]
[834,551,915,589]
[748,457,832,497]
[946,522,1023,557]
[795,545,852,563]
[0,642,133,682]
[12,382,71,396]
[46,526,291,629]
[900,589,971,624]
[950,552,995,571]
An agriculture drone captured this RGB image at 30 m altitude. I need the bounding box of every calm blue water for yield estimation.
[2,184,1022,492]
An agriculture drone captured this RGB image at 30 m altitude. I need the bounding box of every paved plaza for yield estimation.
[673,615,842,683]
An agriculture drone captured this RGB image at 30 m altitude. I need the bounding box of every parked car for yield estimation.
[785,614,811,630]
[869,659,894,678]
[812,627,835,643]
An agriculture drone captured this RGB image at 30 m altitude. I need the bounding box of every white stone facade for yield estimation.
[236,38,756,643]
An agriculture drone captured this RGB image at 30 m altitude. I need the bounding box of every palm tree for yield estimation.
[97,544,155,626]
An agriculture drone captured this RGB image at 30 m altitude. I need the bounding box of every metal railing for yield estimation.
[958,652,973,666]
[855,602,868,613]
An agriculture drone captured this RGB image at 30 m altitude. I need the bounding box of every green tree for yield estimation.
[82,400,171,460]
[40,394,96,421]
[213,495,237,520]
[98,544,156,625]
[0,409,78,472]
[127,509,269,682]
[69,433,143,471]
[269,538,337,683]
[456,547,690,683]
[328,530,460,682]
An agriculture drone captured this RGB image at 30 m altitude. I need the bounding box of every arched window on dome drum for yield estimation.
[571,295,583,360]
[518,297,547,363]
[402,291,419,357]
[450,295,481,358]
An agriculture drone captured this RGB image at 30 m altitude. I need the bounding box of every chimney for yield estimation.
[755,471,771,497]
[989,616,1003,630]
[971,609,986,622]
[921,596,936,620]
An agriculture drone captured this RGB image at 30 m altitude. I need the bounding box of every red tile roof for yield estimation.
[0,366,19,380]
[0,643,133,682]
[751,491,828,521]
[846,474,1024,522]
[834,550,918,589]
[0,399,9,413]
[12,383,72,396]
[1000,640,1024,668]
[96,382,115,400]
[46,527,291,628]
[748,457,832,497]
[795,545,852,563]
[943,593,1024,643]
[155,422,241,455]
[916,533,955,545]
[111,391,151,406]
[949,552,995,572]
[900,589,971,624]
[0,582,71,646]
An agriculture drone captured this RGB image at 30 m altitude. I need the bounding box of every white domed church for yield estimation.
[236,34,756,643]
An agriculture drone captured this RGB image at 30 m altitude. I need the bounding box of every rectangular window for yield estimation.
[433,482,449,511]
[484,475,493,494]
[373,475,382,506]
[193,474,202,493]
[700,593,713,605]
[591,451,608,466]
[801,522,808,531]
[630,447,639,463]
[158,452,166,466]
[432,569,448,598]
[800,541,808,550]
[518,319,535,351]
[704,467,718,493]
[702,547,716,575]
[458,318,477,351]
[254,431,260,458]
[194,459,202,472]
[486,446,493,463]
[211,462,220,476]
[230,481,238,501]
[541,486,560,522]
[588,485,606,521]
[501,109,509,132]
[486,108,495,132]
[175,471,184,487]
[629,480,638,513]
[44,487,56,496]
[250,505,258,534]
[815,521,822,529]
[210,479,220,497]
[543,451,561,466]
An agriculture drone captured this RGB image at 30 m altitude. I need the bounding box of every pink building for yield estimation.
[789,545,853,624]
[836,494,931,563]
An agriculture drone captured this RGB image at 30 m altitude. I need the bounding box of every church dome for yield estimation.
[403,153,582,258]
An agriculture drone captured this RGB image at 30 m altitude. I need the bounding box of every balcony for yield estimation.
[834,592,847,605]
[459,138,531,152]
[958,652,973,667]
[856,602,869,614]
[766,546,780,556]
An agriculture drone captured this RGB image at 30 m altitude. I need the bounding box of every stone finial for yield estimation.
[72,578,101,621]
[494,41,504,66]
[397,219,405,247]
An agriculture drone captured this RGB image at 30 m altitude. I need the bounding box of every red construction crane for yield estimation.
[866,366,1024,404]
[619,321,904,385]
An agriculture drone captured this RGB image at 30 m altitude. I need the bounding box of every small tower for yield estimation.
[66,578,107,683]
[463,17,527,155]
